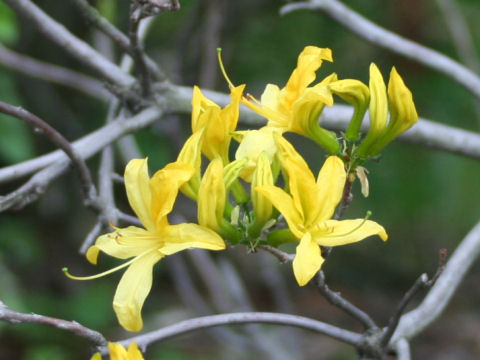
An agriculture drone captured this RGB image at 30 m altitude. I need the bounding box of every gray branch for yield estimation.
[0,300,106,347]
[0,44,111,101]
[3,0,135,88]
[280,0,480,100]
[392,219,480,342]
[104,312,363,354]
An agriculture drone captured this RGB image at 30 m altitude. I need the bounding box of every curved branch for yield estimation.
[281,0,480,100]
[0,301,107,347]
[105,312,362,354]
[0,106,162,185]
[4,0,135,87]
[0,101,97,205]
[0,44,111,101]
[392,219,480,342]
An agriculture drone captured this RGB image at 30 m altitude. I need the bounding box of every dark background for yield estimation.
[0,0,479,359]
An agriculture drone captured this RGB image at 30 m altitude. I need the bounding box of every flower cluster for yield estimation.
[65,46,417,337]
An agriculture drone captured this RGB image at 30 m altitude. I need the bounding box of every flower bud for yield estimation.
[329,79,370,141]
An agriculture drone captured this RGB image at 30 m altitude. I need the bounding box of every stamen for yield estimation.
[246,93,262,105]
[62,252,147,281]
[322,211,372,238]
[216,48,235,89]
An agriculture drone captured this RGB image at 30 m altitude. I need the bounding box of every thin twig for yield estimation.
[382,249,447,347]
[315,271,377,330]
[394,338,411,360]
[0,105,162,186]
[69,0,164,81]
[129,4,152,96]
[258,245,295,263]
[3,0,135,87]
[0,161,69,211]
[103,312,363,354]
[116,211,143,227]
[0,44,111,101]
[334,175,354,220]
[0,301,107,347]
[0,101,97,207]
[280,0,480,100]
[380,273,428,347]
[392,220,480,342]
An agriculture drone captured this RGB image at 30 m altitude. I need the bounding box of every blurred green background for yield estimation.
[1,0,480,359]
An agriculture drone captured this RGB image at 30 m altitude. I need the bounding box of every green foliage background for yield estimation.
[0,0,479,359]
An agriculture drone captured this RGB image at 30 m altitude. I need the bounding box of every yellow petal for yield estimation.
[191,86,219,133]
[387,67,418,132]
[127,342,145,360]
[150,161,194,226]
[314,219,388,247]
[293,232,324,286]
[251,152,274,226]
[274,133,310,173]
[124,158,155,232]
[89,226,161,262]
[260,83,281,111]
[113,250,164,332]
[160,223,225,255]
[289,88,331,135]
[309,156,346,226]
[197,158,225,232]
[366,66,419,157]
[89,352,102,360]
[255,185,304,239]
[368,63,388,134]
[108,342,128,359]
[235,127,277,182]
[282,46,333,112]
[274,135,320,224]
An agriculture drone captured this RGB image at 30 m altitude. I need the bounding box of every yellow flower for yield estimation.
[197,157,244,242]
[67,159,225,332]
[191,84,245,163]
[328,78,370,141]
[256,135,387,286]
[90,342,144,360]
[367,66,418,156]
[242,46,340,153]
[357,64,418,158]
[249,152,274,236]
[176,128,205,200]
[232,126,278,182]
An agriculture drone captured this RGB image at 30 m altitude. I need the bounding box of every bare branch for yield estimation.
[129,4,152,96]
[0,161,69,211]
[0,44,111,101]
[381,273,429,347]
[392,219,480,342]
[104,312,363,354]
[0,101,97,207]
[0,301,107,347]
[3,0,135,87]
[394,338,411,360]
[258,245,295,263]
[315,271,378,330]
[69,0,164,81]
[0,106,162,186]
[280,0,480,100]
